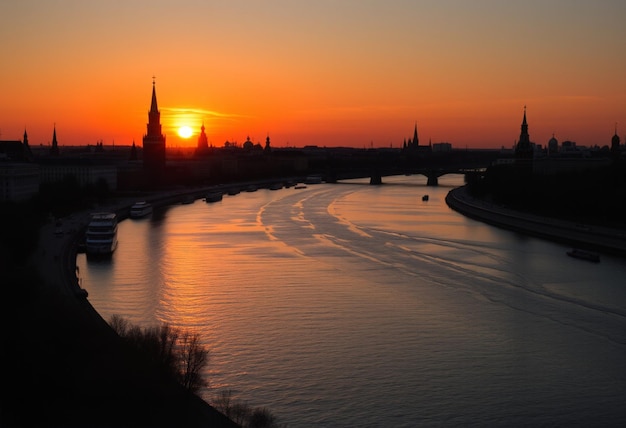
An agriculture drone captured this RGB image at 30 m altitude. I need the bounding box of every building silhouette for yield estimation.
[547,134,558,156]
[197,122,209,151]
[611,124,621,161]
[142,79,166,174]
[50,125,60,156]
[515,107,533,159]
[403,122,432,153]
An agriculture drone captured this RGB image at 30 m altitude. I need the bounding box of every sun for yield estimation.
[178,126,193,139]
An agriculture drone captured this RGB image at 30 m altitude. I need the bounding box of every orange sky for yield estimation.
[1,0,625,149]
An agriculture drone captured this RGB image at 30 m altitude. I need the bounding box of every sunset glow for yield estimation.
[1,1,625,149]
[177,126,193,139]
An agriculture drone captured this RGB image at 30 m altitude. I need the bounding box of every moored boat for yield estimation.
[130,201,153,218]
[227,187,240,196]
[304,175,322,184]
[181,195,195,204]
[85,212,118,256]
[205,191,223,203]
[269,182,283,190]
[566,248,600,263]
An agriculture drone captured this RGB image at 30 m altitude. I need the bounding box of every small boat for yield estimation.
[304,175,322,184]
[205,191,223,203]
[567,248,600,263]
[85,212,118,256]
[294,184,307,189]
[422,195,429,201]
[130,201,153,218]
[181,195,195,204]
[227,188,240,196]
[269,182,283,190]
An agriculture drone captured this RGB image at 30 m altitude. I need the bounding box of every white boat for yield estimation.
[85,212,118,255]
[130,201,153,218]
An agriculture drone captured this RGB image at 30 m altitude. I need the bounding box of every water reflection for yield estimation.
[77,175,626,427]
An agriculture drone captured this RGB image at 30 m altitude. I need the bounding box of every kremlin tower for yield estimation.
[143,78,166,173]
[515,107,533,160]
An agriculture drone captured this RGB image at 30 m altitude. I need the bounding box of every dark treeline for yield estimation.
[110,316,284,428]
[466,162,626,228]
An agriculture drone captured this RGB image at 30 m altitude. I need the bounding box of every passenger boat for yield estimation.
[85,212,118,255]
[130,201,153,218]
[566,248,600,263]
[205,191,223,203]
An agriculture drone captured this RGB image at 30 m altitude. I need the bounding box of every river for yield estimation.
[77,175,626,427]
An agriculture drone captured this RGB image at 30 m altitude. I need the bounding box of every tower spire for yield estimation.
[515,106,532,160]
[50,123,59,156]
[143,78,166,176]
[150,76,159,113]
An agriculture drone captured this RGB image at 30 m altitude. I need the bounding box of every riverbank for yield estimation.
[1,189,238,427]
[446,186,626,256]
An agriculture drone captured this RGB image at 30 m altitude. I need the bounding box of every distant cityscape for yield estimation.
[1,82,624,203]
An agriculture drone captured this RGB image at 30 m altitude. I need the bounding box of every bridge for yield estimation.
[313,148,503,186]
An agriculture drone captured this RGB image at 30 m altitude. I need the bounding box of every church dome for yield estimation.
[612,133,620,146]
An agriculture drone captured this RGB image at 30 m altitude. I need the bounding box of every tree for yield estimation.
[213,390,283,428]
[177,330,209,394]
[109,316,209,394]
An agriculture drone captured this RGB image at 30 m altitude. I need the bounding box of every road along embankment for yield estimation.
[446,186,626,256]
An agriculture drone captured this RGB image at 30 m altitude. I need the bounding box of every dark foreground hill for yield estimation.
[0,202,237,428]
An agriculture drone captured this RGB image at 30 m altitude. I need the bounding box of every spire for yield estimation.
[50,124,59,156]
[143,78,166,174]
[515,106,532,160]
[150,76,159,113]
[413,122,419,147]
[611,122,620,149]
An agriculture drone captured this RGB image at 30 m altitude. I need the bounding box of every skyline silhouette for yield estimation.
[1,1,625,149]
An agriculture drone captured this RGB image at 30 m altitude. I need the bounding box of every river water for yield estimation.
[77,175,626,427]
